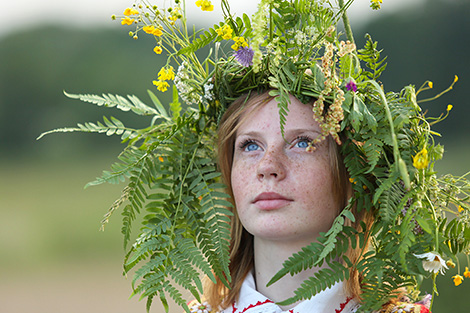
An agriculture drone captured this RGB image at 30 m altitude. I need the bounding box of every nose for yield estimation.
[256,148,286,181]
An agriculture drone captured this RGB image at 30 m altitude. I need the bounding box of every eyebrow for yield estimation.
[236,128,322,139]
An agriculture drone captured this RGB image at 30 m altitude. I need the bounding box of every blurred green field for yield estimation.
[0,154,175,313]
[1,141,469,312]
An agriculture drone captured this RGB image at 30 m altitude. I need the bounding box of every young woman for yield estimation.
[209,92,364,312]
[41,1,468,312]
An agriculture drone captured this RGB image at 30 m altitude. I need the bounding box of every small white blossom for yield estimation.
[203,77,214,101]
[174,61,202,105]
[190,301,212,313]
[414,252,448,274]
[294,30,307,46]
[305,25,318,38]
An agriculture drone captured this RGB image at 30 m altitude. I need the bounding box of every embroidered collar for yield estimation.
[220,272,359,313]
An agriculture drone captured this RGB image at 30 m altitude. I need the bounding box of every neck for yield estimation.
[253,237,326,310]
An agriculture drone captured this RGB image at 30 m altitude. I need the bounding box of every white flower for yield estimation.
[203,77,214,101]
[294,30,307,45]
[190,301,212,313]
[414,252,448,274]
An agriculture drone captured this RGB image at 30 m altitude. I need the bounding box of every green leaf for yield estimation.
[147,90,169,118]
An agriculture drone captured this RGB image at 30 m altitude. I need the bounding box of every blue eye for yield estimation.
[245,142,260,151]
[295,137,311,149]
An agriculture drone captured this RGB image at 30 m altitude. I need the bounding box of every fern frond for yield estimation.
[64,91,162,116]
[178,27,219,56]
[37,116,137,140]
[357,34,388,81]
[277,261,349,306]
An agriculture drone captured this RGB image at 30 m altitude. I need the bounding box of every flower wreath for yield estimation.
[38,0,470,312]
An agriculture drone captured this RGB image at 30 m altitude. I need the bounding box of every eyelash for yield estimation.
[238,139,258,151]
[237,136,314,151]
[295,135,313,144]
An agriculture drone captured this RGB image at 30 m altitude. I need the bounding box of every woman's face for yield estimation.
[231,95,338,245]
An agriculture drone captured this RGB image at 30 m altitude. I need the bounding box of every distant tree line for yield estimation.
[0,0,468,158]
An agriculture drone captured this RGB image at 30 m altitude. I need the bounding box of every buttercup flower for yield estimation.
[143,26,155,34]
[234,46,254,67]
[414,252,448,274]
[153,46,163,54]
[428,81,433,89]
[195,0,214,12]
[464,267,470,278]
[143,25,163,36]
[121,17,134,26]
[123,8,139,16]
[447,104,453,111]
[446,260,456,268]
[413,147,429,170]
[458,205,464,213]
[453,274,463,286]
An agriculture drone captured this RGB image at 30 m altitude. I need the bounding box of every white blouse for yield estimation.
[219,272,360,313]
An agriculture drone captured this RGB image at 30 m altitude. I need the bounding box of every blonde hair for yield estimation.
[205,91,373,309]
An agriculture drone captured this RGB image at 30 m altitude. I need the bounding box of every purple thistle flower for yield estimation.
[234,46,254,67]
[346,80,357,92]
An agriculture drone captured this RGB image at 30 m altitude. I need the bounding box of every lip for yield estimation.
[253,192,293,210]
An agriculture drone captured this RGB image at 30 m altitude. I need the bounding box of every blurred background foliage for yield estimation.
[0,0,468,312]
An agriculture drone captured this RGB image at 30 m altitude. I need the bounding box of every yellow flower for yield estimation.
[413,147,429,170]
[454,75,459,83]
[143,26,163,36]
[158,66,175,81]
[464,267,470,278]
[121,17,134,26]
[428,81,433,89]
[123,8,139,16]
[231,36,248,50]
[158,156,164,162]
[153,80,170,92]
[153,28,163,36]
[447,104,453,111]
[143,26,156,34]
[446,260,456,268]
[195,0,214,12]
[370,0,383,10]
[452,274,464,286]
[154,46,163,54]
[216,24,233,40]
[458,205,464,213]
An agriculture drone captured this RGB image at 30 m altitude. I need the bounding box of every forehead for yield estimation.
[237,95,319,134]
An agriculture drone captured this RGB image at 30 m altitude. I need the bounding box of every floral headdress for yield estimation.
[38,0,470,312]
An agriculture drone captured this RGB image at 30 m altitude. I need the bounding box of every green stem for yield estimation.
[338,0,355,44]
[269,2,273,41]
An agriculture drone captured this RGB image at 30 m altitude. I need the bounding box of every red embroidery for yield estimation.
[335,297,353,313]
[232,299,274,313]
[231,296,353,313]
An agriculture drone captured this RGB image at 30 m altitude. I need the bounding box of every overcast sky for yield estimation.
[2,0,429,39]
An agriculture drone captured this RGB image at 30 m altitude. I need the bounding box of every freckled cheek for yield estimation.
[231,160,252,205]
